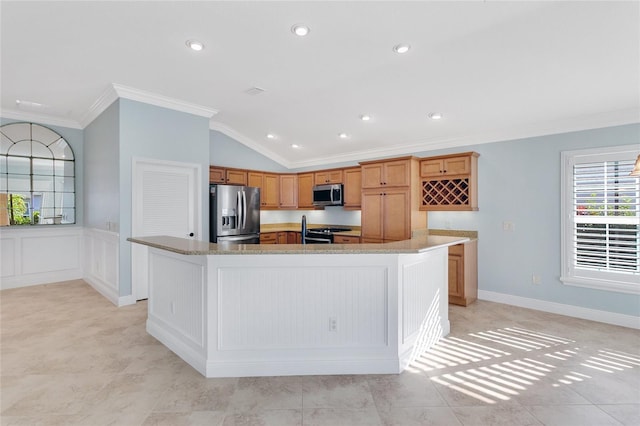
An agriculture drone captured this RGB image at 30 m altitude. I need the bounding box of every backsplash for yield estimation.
[261,208,361,226]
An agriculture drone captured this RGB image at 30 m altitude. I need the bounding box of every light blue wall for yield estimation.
[420,124,640,317]
[214,123,639,317]
[83,101,119,230]
[210,130,289,172]
[118,99,211,296]
[1,117,85,226]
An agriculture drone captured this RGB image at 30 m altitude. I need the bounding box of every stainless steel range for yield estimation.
[305,226,352,244]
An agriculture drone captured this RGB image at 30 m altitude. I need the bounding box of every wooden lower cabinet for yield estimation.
[448,240,478,306]
[333,235,360,244]
[260,231,300,244]
[260,232,277,244]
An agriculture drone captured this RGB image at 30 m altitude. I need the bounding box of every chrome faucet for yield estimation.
[301,215,307,245]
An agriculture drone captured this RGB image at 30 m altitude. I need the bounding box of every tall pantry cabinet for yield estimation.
[360,157,426,243]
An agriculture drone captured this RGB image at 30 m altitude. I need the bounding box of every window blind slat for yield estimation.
[572,158,639,274]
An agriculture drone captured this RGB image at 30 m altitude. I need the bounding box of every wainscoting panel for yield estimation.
[149,250,205,349]
[217,266,389,350]
[83,228,120,305]
[0,226,83,289]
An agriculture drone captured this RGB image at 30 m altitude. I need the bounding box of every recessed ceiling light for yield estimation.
[291,24,310,37]
[338,133,350,139]
[185,39,204,51]
[291,144,301,149]
[428,112,443,120]
[360,114,371,121]
[266,133,276,140]
[393,44,411,54]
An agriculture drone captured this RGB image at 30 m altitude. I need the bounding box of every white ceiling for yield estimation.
[1,1,639,168]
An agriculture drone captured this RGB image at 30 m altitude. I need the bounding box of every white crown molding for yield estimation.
[113,84,218,118]
[285,107,640,169]
[209,120,293,168]
[80,83,219,129]
[78,84,120,128]
[0,108,82,129]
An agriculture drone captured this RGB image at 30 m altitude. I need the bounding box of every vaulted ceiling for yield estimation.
[2,1,638,168]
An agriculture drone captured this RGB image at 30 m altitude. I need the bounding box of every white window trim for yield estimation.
[560,145,639,295]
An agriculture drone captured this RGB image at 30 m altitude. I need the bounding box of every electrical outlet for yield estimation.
[532,274,541,285]
[329,316,338,332]
[503,221,515,232]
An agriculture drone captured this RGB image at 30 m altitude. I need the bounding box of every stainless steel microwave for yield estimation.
[312,184,344,207]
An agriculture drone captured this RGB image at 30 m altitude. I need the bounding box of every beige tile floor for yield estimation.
[1,279,639,426]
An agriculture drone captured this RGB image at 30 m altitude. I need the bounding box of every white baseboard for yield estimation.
[1,269,83,290]
[478,290,640,330]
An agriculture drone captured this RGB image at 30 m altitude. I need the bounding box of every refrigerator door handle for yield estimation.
[242,190,247,229]
[237,191,242,230]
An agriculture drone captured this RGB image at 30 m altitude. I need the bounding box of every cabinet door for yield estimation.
[383,159,411,187]
[248,171,263,188]
[263,174,280,207]
[279,175,298,209]
[448,245,464,298]
[314,170,343,184]
[382,189,410,241]
[333,235,360,244]
[210,166,226,183]
[420,159,444,177]
[343,167,362,208]
[361,190,384,240]
[260,232,277,244]
[287,232,299,244]
[277,232,288,244]
[361,164,384,189]
[443,157,470,175]
[226,169,247,185]
[297,173,314,209]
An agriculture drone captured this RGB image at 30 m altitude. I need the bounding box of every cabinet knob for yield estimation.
[188,232,194,237]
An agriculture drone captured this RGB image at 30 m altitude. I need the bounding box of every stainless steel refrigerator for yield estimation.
[210,184,260,244]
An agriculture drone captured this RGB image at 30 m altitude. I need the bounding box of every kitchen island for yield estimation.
[128,233,468,378]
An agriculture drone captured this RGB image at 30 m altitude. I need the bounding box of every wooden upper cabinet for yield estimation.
[420,154,471,177]
[343,167,362,209]
[297,173,314,209]
[209,166,247,185]
[279,174,298,209]
[209,166,226,184]
[360,157,412,188]
[248,171,279,208]
[226,168,247,185]
[314,169,343,185]
[420,152,479,211]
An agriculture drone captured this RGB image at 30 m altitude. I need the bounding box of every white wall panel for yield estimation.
[218,266,388,350]
[0,227,83,289]
[21,234,80,274]
[149,251,205,348]
[0,238,16,277]
[82,228,121,305]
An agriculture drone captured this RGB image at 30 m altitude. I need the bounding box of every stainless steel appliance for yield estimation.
[305,226,352,244]
[312,184,344,207]
[210,184,260,244]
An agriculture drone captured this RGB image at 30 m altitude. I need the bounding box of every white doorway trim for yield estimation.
[131,157,202,300]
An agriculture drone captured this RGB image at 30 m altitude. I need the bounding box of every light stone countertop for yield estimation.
[128,234,469,256]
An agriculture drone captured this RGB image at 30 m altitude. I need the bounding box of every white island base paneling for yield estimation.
[146,248,449,378]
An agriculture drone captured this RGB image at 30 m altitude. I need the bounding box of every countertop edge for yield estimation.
[128,235,470,256]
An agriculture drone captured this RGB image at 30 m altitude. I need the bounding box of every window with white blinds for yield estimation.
[561,146,639,294]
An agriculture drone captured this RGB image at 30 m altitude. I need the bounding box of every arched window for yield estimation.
[0,122,75,225]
